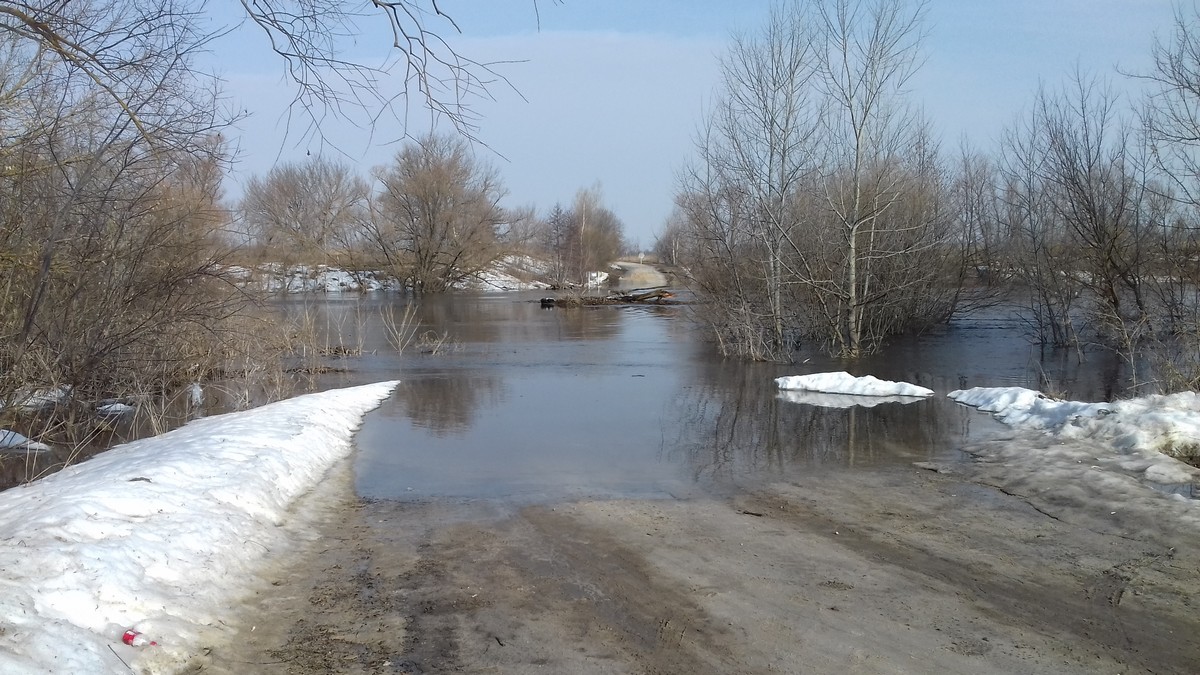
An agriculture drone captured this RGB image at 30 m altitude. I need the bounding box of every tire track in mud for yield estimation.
[199,497,413,675]
[518,507,741,674]
[737,484,1199,674]
[261,511,411,674]
[388,504,743,674]
[208,469,1200,675]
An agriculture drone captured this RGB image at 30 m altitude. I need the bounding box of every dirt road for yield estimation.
[611,262,669,289]
[196,459,1199,674]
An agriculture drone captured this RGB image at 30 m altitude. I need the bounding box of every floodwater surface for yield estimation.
[295,292,1132,502]
[1,292,1132,494]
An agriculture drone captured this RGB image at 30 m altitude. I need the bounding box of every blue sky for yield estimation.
[210,1,1181,248]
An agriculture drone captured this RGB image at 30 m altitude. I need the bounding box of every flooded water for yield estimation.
[288,292,1132,502]
[0,292,1133,494]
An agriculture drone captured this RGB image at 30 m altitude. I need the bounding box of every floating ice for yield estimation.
[776,371,934,398]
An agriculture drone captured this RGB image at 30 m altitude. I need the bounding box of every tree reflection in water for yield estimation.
[664,360,982,483]
[385,375,506,437]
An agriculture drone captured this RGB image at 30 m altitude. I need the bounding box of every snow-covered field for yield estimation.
[230,256,555,294]
[0,381,397,674]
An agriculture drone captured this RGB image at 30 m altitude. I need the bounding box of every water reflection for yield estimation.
[353,296,692,500]
[274,293,634,364]
[776,391,928,408]
[386,375,507,436]
[662,360,986,485]
[9,294,1127,497]
[844,308,1134,401]
[347,294,1034,501]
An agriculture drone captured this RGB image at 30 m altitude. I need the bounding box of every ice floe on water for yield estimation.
[775,371,935,401]
[776,390,929,408]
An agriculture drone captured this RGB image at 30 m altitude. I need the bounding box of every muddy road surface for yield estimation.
[197,462,1199,674]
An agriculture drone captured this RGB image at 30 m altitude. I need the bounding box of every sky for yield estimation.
[2,375,1199,671]
[209,1,1183,249]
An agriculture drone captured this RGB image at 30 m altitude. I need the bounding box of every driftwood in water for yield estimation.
[620,289,675,302]
[539,287,678,307]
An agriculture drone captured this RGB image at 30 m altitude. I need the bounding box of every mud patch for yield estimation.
[204,467,1200,675]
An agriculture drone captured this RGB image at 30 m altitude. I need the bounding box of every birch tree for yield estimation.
[809,0,941,356]
[677,0,956,360]
[678,2,822,359]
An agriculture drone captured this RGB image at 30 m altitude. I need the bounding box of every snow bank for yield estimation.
[0,381,397,674]
[950,386,1200,485]
[257,264,401,293]
[775,371,934,399]
[453,255,553,291]
[238,257,560,294]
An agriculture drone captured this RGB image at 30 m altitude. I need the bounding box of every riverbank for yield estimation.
[201,457,1199,674]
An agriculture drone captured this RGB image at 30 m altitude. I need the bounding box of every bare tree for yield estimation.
[240,157,369,262]
[1144,4,1200,207]
[674,176,783,360]
[0,0,510,141]
[0,0,543,456]
[806,0,943,356]
[675,0,954,360]
[1119,7,1200,389]
[570,186,626,287]
[537,203,575,288]
[654,206,690,267]
[367,133,509,292]
[676,1,822,358]
[1045,75,1155,361]
[0,36,249,430]
[948,144,1007,284]
[531,189,627,289]
[1001,73,1160,368]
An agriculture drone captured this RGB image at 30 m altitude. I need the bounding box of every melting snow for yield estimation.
[777,390,929,408]
[950,386,1200,486]
[0,381,397,674]
[232,257,559,294]
[96,402,135,416]
[776,371,934,400]
[0,429,50,452]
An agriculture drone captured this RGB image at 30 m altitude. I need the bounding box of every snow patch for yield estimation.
[2,386,72,412]
[776,371,934,399]
[96,402,135,416]
[0,429,50,452]
[0,381,397,674]
[949,386,1200,486]
[453,255,553,291]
